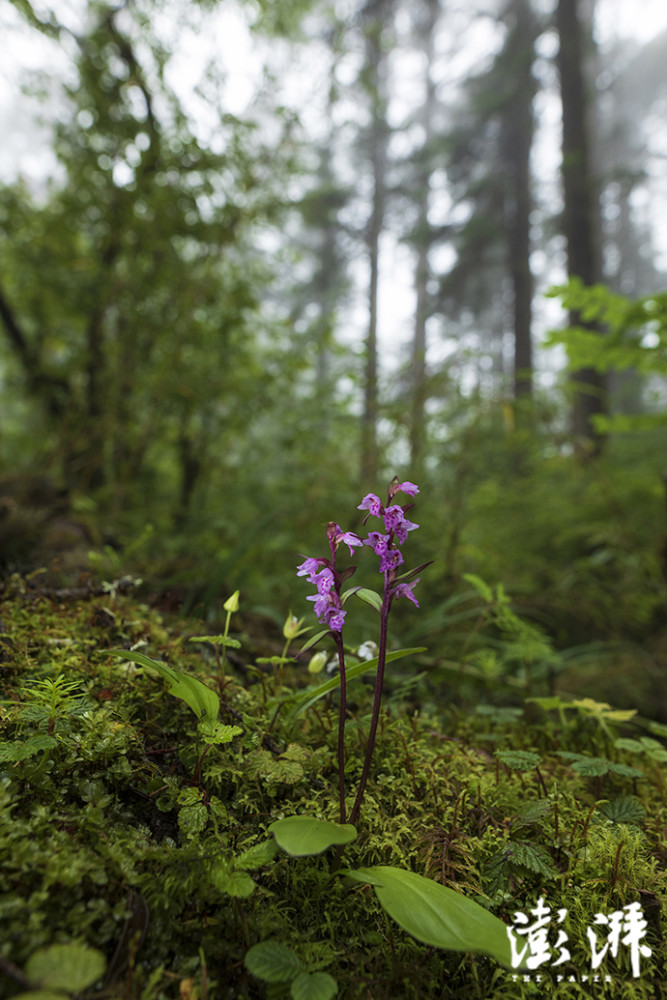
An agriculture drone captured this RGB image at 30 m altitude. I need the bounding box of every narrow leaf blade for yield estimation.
[284,647,427,725]
[344,866,518,968]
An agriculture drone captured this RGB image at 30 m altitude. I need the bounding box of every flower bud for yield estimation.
[307,651,328,674]
[223,590,240,613]
[283,612,305,639]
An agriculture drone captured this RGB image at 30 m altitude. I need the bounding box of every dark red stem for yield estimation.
[349,583,392,826]
[334,632,348,823]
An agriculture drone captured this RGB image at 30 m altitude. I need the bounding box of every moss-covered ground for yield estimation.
[1,574,666,1000]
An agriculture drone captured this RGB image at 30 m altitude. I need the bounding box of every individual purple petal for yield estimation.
[315,567,335,594]
[328,523,363,557]
[358,493,383,517]
[394,578,420,606]
[338,530,363,557]
[396,481,419,497]
[296,556,322,583]
[307,593,331,618]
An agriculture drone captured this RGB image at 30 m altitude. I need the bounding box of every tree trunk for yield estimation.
[556,0,607,455]
[504,0,536,401]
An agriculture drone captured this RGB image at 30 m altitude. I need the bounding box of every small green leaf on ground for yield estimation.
[291,970,338,1000]
[245,941,303,983]
[269,816,357,856]
[495,750,542,772]
[25,943,106,992]
[599,796,645,824]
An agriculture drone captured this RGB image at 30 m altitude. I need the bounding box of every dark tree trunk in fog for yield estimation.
[504,0,536,401]
[556,0,607,455]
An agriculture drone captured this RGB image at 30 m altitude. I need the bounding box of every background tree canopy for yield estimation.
[0,0,666,704]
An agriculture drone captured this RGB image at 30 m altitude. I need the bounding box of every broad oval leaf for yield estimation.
[291,970,338,1000]
[343,866,518,968]
[244,941,303,983]
[353,588,383,612]
[269,816,357,857]
[25,943,106,991]
[340,587,382,612]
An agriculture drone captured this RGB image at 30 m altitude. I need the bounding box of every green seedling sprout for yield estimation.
[189,590,242,685]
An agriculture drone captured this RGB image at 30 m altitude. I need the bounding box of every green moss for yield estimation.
[0,581,665,999]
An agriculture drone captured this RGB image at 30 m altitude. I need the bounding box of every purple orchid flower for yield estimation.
[393,578,420,606]
[382,505,419,544]
[358,493,383,517]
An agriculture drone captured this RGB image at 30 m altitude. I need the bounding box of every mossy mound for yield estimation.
[1,576,665,999]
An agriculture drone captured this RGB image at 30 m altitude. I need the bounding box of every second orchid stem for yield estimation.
[334,632,348,823]
[348,582,392,827]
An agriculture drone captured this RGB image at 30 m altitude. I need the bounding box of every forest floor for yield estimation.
[1,570,666,1000]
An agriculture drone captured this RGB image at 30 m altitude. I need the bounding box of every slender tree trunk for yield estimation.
[504,0,536,401]
[556,0,607,455]
[361,116,386,489]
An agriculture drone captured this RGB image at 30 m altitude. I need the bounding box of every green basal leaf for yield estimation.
[297,629,330,656]
[109,650,219,721]
[342,866,518,968]
[341,587,382,612]
[25,943,106,992]
[291,970,338,1000]
[245,941,304,983]
[269,816,357,857]
[283,647,427,726]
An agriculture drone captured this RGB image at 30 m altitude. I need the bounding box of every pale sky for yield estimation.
[0,0,665,374]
